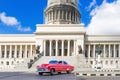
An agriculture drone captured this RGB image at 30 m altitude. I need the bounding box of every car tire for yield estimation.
[58,72,61,74]
[66,71,71,74]
[50,69,54,75]
[38,72,43,75]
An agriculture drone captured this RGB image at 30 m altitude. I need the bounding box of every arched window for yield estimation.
[110,61,113,65]
[1,61,4,65]
[105,61,108,65]
[6,61,9,65]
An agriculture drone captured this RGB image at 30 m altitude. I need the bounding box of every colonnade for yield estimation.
[85,44,120,58]
[43,40,77,56]
[45,8,80,24]
[0,45,35,59]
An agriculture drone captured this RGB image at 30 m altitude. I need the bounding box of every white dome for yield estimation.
[48,0,78,6]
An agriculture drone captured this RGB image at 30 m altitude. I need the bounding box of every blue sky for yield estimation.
[0,0,118,34]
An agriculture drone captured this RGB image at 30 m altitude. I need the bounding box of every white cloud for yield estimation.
[17,25,31,32]
[0,12,19,26]
[86,0,120,35]
[87,0,97,10]
[0,12,31,32]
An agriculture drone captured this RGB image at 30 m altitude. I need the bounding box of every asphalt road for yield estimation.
[0,72,120,80]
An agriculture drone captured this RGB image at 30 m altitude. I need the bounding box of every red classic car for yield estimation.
[37,60,74,75]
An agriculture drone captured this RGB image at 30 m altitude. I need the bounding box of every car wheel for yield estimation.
[66,71,71,74]
[50,69,54,75]
[38,72,43,75]
[58,72,61,74]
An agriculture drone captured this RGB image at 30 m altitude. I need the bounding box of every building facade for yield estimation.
[0,0,120,70]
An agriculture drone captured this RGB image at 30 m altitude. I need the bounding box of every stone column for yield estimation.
[62,40,64,56]
[9,45,12,58]
[30,45,33,57]
[44,40,46,56]
[74,40,76,56]
[4,45,7,58]
[55,11,57,20]
[25,45,27,58]
[114,44,116,58]
[88,45,90,58]
[109,44,111,58]
[69,11,71,21]
[14,45,17,58]
[48,12,50,22]
[67,40,70,56]
[51,11,53,21]
[0,45,1,59]
[74,12,76,22]
[58,10,60,20]
[104,44,106,58]
[66,11,68,20]
[50,40,52,56]
[62,10,64,19]
[20,45,22,58]
[56,40,58,56]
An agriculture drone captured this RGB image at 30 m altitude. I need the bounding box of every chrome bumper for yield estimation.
[37,68,50,73]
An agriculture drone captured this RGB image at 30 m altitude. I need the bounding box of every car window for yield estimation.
[58,61,62,64]
[49,60,58,64]
[63,61,68,65]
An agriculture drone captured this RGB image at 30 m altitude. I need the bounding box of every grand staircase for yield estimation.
[14,46,43,71]
[27,46,43,69]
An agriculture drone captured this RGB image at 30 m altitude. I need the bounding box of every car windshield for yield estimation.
[49,60,58,64]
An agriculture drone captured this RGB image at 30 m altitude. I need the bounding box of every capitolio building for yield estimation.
[0,0,120,73]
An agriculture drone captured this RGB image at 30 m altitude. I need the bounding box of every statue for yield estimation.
[78,45,82,54]
[96,45,102,55]
[36,45,40,54]
[95,44,102,69]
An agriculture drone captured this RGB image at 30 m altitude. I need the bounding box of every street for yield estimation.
[0,72,120,80]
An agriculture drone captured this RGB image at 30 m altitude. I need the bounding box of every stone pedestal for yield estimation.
[76,54,90,69]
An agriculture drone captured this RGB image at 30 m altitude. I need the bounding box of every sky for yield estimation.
[0,0,119,34]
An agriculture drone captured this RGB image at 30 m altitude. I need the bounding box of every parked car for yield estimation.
[36,60,74,75]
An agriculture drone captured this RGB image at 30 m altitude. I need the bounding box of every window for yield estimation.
[116,61,118,64]
[63,61,68,64]
[6,61,9,65]
[106,61,108,65]
[1,61,3,65]
[90,61,93,65]
[7,51,9,58]
[2,51,4,58]
[17,51,19,58]
[12,51,14,58]
[110,61,113,65]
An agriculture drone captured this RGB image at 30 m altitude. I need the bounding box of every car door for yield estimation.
[57,61,63,72]
[62,61,68,71]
